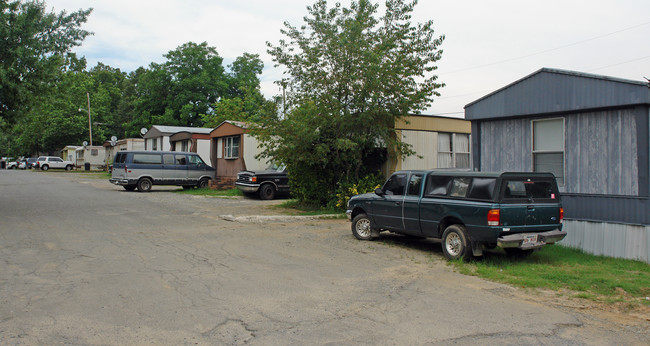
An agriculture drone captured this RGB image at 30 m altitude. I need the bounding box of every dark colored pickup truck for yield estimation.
[235,165,290,200]
[346,171,566,260]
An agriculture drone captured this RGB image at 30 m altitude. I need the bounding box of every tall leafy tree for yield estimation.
[258,0,445,205]
[202,53,275,127]
[163,41,227,127]
[0,0,92,128]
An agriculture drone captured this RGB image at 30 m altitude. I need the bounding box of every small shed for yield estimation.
[60,145,80,162]
[465,68,650,262]
[75,145,106,169]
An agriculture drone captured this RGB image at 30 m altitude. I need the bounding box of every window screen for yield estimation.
[533,119,564,185]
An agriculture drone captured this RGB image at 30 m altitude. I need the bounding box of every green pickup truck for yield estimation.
[346,171,566,260]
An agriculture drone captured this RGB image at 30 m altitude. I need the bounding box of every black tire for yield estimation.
[41,164,49,171]
[441,224,472,261]
[259,184,275,200]
[198,178,210,189]
[137,178,152,192]
[123,185,136,191]
[65,165,73,171]
[504,248,534,258]
[351,213,374,240]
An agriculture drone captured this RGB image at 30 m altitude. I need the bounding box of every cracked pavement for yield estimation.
[1,170,648,345]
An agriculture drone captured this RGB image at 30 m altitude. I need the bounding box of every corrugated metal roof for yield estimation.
[465,68,650,120]
[143,125,213,138]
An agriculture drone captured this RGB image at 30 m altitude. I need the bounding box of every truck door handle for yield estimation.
[395,202,401,206]
[527,206,535,210]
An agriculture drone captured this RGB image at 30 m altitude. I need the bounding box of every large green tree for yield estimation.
[0,0,92,128]
[202,53,276,128]
[163,41,227,126]
[258,0,444,205]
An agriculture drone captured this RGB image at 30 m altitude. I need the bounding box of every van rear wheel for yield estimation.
[137,178,152,192]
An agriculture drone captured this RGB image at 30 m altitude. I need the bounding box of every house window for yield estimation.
[152,138,157,151]
[181,140,188,152]
[91,149,98,156]
[532,118,564,185]
[224,136,240,159]
[438,133,471,169]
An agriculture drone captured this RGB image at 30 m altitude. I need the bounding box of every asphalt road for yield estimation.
[0,170,648,345]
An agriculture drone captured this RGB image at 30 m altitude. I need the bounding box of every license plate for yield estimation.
[522,234,538,244]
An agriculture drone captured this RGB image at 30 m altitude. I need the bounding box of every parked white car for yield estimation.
[36,156,75,171]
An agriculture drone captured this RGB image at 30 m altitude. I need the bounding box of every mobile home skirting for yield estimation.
[561,220,649,263]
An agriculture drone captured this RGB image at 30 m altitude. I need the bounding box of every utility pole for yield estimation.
[86,92,92,146]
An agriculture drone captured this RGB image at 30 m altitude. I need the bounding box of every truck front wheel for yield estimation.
[351,213,374,240]
[442,224,472,261]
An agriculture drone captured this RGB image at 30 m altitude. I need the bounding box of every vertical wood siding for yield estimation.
[565,109,638,195]
[480,119,531,171]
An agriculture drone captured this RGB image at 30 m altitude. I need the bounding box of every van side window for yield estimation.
[188,155,204,165]
[449,177,471,197]
[383,173,407,196]
[424,175,452,197]
[133,154,162,164]
[163,154,174,165]
[115,153,126,164]
[175,155,187,165]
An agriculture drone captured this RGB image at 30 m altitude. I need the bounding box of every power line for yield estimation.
[443,21,650,75]
[588,54,650,72]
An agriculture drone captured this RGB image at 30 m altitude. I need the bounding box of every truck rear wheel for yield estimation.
[442,224,472,261]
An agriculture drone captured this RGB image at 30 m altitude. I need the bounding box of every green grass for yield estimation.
[175,187,244,197]
[272,199,346,217]
[452,245,650,307]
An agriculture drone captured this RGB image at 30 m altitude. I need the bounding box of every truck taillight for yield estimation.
[559,208,564,223]
[487,209,500,226]
[124,164,128,173]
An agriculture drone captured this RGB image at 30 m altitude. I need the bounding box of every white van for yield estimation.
[109,151,215,192]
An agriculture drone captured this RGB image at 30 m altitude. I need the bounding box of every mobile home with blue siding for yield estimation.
[465,68,650,263]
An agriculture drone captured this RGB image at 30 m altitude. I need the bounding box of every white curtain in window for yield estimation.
[438,133,451,152]
[454,134,470,153]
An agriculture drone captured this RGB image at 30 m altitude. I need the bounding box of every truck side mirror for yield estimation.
[374,187,384,196]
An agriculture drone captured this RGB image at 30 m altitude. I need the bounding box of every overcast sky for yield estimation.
[47,0,650,118]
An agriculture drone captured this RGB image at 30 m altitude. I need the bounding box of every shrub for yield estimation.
[331,173,384,211]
